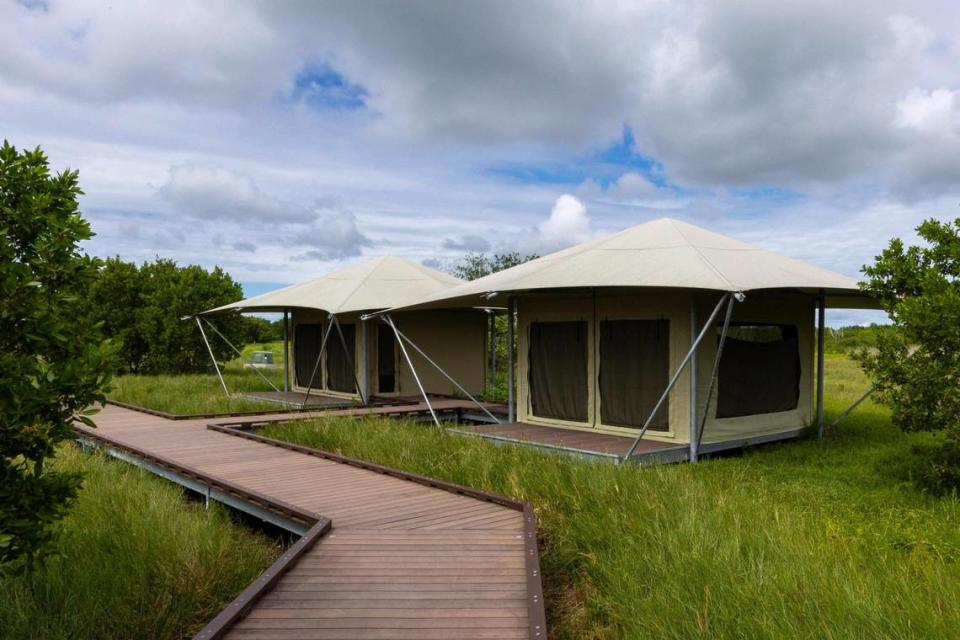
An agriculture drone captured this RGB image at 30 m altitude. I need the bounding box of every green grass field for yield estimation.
[257,354,960,639]
[0,445,279,640]
[108,342,287,415]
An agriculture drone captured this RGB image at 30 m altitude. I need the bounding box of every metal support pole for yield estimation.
[301,315,335,408]
[332,315,365,403]
[384,315,440,428]
[623,293,731,460]
[507,297,515,423]
[392,325,501,424]
[359,318,369,404]
[282,310,289,392]
[696,293,738,450]
[828,386,875,432]
[197,317,229,396]
[202,318,281,393]
[689,294,699,463]
[816,289,826,438]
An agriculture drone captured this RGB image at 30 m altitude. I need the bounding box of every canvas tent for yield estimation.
[200,256,488,405]
[382,217,879,461]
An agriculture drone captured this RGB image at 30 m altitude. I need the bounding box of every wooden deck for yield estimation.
[75,404,544,639]
[455,422,688,461]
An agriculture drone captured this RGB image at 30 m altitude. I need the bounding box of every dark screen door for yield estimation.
[377,323,396,393]
[326,324,356,393]
[598,319,669,430]
[528,321,589,423]
[295,323,323,388]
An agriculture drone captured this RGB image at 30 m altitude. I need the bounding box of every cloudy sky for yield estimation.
[3,0,959,324]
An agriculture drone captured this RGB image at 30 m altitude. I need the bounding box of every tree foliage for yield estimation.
[856,217,960,493]
[0,141,113,573]
[90,258,247,374]
[451,251,539,281]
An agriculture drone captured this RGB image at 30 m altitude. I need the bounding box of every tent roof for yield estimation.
[203,256,464,315]
[385,217,877,312]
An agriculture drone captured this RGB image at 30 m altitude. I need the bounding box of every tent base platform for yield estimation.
[452,422,689,463]
[241,390,362,408]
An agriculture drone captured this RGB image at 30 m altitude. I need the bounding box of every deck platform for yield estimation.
[75,404,544,639]
[454,422,689,463]
[241,390,360,408]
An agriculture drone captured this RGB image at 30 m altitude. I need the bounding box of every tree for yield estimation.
[857,217,960,493]
[90,258,246,374]
[452,251,539,281]
[0,142,113,573]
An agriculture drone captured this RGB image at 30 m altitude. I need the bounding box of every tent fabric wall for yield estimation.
[696,293,815,444]
[291,308,486,399]
[393,309,487,397]
[516,289,814,445]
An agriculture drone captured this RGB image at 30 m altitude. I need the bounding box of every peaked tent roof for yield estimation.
[203,256,464,315]
[385,218,877,312]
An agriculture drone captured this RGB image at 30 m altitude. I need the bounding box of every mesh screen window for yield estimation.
[717,324,800,418]
[528,321,589,422]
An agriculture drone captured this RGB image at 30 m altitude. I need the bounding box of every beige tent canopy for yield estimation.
[382,218,878,461]
[198,256,490,411]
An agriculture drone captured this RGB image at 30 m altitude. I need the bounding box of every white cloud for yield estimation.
[441,235,491,252]
[895,88,959,134]
[536,194,592,253]
[297,209,371,261]
[157,165,314,223]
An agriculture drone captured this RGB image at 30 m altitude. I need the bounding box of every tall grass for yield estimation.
[0,446,279,640]
[260,354,960,639]
[108,369,285,415]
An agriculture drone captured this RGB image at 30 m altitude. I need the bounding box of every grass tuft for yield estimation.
[0,445,279,640]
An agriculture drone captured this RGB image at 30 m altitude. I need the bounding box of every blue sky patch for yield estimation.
[486,126,666,189]
[289,63,368,111]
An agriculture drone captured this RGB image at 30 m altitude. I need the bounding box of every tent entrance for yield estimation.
[528,321,589,424]
[294,323,323,387]
[326,323,356,393]
[598,319,670,431]
[377,323,397,393]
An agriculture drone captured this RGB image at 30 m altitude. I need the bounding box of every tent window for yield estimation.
[326,323,356,393]
[528,321,588,423]
[599,319,669,430]
[377,323,396,393]
[717,324,800,418]
[294,323,323,387]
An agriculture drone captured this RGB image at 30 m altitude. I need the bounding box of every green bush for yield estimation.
[857,217,960,494]
[0,142,113,573]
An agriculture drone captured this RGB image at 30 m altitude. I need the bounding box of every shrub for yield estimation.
[0,141,113,573]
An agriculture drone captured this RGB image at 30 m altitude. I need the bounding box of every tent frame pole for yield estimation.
[816,289,826,438]
[489,310,497,388]
[622,293,731,461]
[359,318,369,405]
[196,317,229,396]
[689,294,699,463]
[331,315,366,404]
[828,386,875,432]
[389,324,501,424]
[202,318,281,394]
[384,314,440,428]
[301,315,335,409]
[507,297,515,423]
[696,293,738,450]
[282,310,289,392]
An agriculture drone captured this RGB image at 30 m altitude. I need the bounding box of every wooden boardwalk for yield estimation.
[76,404,544,639]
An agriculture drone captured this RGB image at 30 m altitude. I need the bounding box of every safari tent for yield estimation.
[201,256,488,405]
[384,218,876,461]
